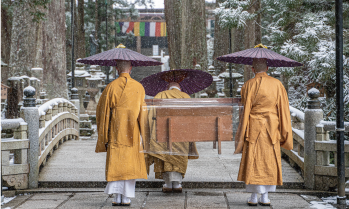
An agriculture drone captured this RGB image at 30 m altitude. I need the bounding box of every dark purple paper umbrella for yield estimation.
[216,44,303,67]
[141,69,213,96]
[78,44,163,67]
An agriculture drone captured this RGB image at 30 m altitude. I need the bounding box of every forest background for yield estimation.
[1,0,349,136]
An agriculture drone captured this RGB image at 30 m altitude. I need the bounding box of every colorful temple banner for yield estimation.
[115,22,167,37]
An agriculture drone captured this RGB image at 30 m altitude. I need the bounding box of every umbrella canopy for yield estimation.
[141,69,213,96]
[216,44,303,67]
[78,44,163,67]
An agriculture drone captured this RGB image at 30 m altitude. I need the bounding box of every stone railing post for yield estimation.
[58,102,63,113]
[70,88,80,116]
[21,86,39,188]
[63,102,68,112]
[39,115,45,128]
[52,105,58,116]
[304,88,323,189]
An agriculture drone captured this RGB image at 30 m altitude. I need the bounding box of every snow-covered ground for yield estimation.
[1,196,16,206]
[309,196,349,209]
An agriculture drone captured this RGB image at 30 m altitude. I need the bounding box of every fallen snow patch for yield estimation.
[1,196,16,206]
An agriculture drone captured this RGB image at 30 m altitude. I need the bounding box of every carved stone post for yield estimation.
[21,86,39,188]
[63,102,68,112]
[52,105,58,116]
[70,88,80,116]
[58,102,63,113]
[304,88,323,189]
[70,88,80,137]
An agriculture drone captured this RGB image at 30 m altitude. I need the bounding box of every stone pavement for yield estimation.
[38,140,303,188]
[3,188,332,209]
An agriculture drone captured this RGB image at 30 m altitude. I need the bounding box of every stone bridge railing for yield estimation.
[1,118,29,190]
[1,87,80,189]
[37,98,79,169]
[283,88,349,190]
[282,105,305,173]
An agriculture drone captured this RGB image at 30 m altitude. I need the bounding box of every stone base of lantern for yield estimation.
[79,114,94,137]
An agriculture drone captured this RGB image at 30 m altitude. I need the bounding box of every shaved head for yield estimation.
[252,58,268,73]
[167,82,181,90]
[116,60,132,73]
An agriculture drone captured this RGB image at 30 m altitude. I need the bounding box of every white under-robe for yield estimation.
[246,184,276,193]
[104,179,136,198]
[163,172,182,183]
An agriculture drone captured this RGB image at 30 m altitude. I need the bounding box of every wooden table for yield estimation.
[145,98,241,154]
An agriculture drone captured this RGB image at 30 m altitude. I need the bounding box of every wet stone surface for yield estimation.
[2,190,329,209]
[38,140,303,186]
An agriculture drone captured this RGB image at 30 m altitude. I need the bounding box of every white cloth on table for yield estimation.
[246,184,276,194]
[104,180,136,198]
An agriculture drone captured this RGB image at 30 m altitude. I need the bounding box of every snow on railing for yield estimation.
[318,120,349,132]
[289,106,305,122]
[38,98,76,116]
[1,118,27,130]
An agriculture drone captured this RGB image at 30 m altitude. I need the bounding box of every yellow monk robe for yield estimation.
[235,72,293,186]
[146,88,199,179]
[95,73,148,182]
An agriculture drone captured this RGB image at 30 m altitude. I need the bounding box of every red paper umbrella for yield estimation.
[78,44,163,67]
[140,69,213,96]
[216,44,303,67]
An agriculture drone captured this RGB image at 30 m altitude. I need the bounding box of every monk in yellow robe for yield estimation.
[146,82,199,193]
[95,60,148,206]
[234,58,293,206]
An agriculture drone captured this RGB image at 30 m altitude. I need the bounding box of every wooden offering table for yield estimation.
[145,98,242,154]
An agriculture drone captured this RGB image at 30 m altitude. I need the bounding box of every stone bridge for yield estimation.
[1,87,80,190]
[1,87,348,195]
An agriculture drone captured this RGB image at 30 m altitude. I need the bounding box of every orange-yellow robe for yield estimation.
[146,88,199,179]
[235,72,293,185]
[95,73,148,182]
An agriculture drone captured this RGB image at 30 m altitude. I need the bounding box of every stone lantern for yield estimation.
[83,91,90,114]
[218,69,243,97]
[204,65,222,98]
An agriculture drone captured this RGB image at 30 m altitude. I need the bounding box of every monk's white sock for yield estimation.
[261,192,269,203]
[250,193,258,203]
[114,193,121,203]
[164,178,172,188]
[172,181,181,188]
[122,195,131,204]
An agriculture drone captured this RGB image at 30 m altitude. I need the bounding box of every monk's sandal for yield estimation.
[112,202,121,206]
[162,184,173,193]
[247,197,258,206]
[258,197,271,206]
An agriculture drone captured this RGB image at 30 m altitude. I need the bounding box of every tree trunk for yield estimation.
[1,1,13,82]
[95,0,101,53]
[77,0,86,59]
[243,2,257,82]
[66,0,72,73]
[164,0,207,71]
[9,3,37,77]
[38,0,67,99]
[213,0,229,74]
[254,0,261,45]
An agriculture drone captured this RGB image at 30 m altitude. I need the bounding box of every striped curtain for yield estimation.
[115,22,167,37]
